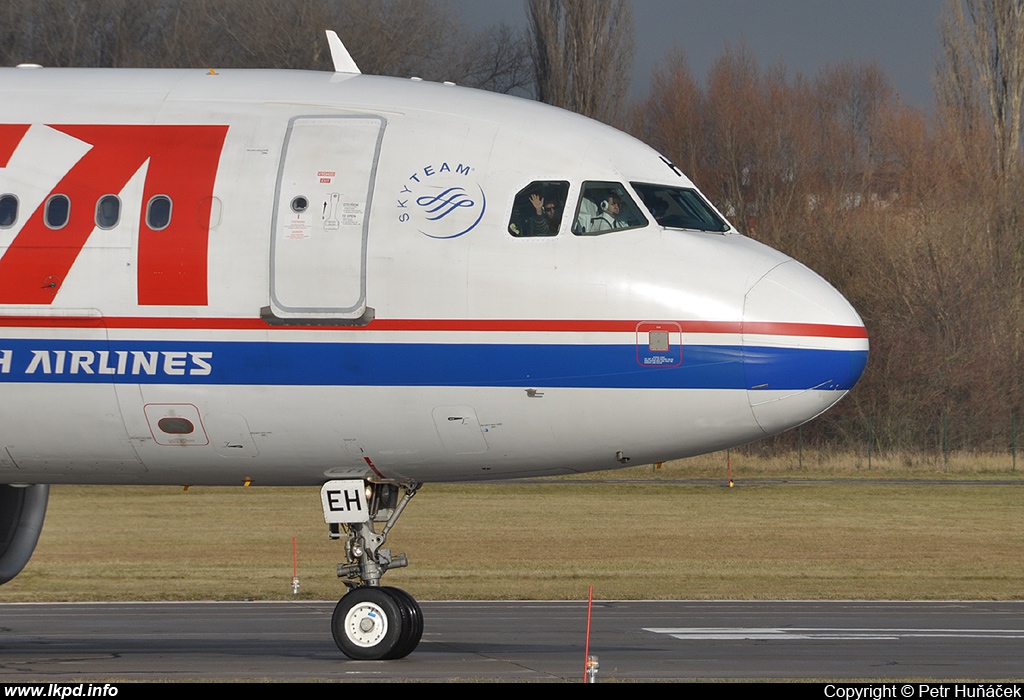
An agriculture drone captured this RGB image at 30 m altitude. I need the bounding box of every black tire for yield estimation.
[331,587,404,660]
[381,587,423,659]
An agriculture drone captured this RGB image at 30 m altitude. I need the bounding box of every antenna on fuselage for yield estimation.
[326,30,360,74]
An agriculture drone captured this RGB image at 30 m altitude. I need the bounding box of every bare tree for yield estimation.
[701,45,763,225]
[812,61,894,197]
[526,0,635,124]
[629,50,703,174]
[935,0,1024,321]
[445,23,534,95]
[936,0,1024,179]
[0,0,533,94]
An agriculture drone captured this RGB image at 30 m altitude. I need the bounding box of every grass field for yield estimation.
[2,452,1021,603]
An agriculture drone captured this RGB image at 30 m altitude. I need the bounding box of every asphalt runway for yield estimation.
[0,600,1021,681]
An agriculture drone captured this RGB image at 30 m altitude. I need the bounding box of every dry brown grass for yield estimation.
[1,459,1020,603]
[595,449,1024,480]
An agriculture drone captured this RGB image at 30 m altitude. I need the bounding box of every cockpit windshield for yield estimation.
[631,183,730,233]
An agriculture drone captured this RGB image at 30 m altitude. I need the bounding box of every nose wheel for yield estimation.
[320,480,424,659]
[332,586,423,660]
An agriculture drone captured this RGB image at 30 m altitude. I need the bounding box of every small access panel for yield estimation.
[636,322,682,367]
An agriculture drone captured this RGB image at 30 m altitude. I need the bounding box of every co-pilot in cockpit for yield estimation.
[573,182,646,234]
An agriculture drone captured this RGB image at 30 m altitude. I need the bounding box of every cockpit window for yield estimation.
[508,181,568,237]
[572,182,647,235]
[631,183,731,233]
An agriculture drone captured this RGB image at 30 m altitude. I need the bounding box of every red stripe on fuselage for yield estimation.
[0,316,868,338]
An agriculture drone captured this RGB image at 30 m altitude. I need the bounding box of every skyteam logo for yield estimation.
[396,162,486,239]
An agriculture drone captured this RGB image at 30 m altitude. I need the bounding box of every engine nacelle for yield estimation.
[0,484,48,584]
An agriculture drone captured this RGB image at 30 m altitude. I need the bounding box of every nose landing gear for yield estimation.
[320,479,422,660]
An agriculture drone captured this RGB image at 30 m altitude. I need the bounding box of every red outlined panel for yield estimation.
[636,321,683,367]
[143,403,209,446]
[0,124,227,306]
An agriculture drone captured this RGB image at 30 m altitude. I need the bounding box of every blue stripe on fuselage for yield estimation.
[0,339,866,391]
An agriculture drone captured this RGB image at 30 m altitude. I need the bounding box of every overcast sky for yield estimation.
[456,0,945,110]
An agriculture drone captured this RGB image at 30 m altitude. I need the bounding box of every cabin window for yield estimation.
[572,182,647,235]
[290,196,309,213]
[508,181,569,237]
[146,195,172,230]
[631,183,730,233]
[199,196,223,229]
[44,194,70,230]
[95,195,121,230]
[0,194,17,228]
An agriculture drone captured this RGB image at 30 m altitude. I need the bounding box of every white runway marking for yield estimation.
[644,627,1024,641]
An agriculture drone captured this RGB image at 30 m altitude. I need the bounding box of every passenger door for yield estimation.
[268,116,385,323]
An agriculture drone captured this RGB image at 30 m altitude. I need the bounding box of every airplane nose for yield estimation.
[742,260,869,435]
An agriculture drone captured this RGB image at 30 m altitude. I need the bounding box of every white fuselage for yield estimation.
[0,68,868,485]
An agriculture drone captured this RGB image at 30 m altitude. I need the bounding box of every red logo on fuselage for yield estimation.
[0,124,228,306]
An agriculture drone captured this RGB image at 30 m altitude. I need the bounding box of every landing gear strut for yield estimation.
[320,479,422,660]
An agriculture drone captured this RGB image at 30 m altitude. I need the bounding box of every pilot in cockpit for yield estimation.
[579,192,625,233]
[509,182,566,237]
[525,191,561,236]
